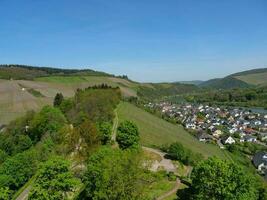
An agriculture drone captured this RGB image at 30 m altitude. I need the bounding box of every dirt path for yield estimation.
[15,186,31,200]
[111,109,118,142]
[143,147,181,200]
[156,178,181,200]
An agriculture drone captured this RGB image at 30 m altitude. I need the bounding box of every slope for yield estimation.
[0,64,111,80]
[117,102,227,159]
[0,76,138,125]
[234,71,267,86]
[200,76,251,89]
[137,82,198,100]
[200,68,267,89]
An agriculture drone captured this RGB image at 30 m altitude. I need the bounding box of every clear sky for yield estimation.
[0,0,267,82]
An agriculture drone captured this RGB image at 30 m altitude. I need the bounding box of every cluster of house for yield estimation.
[145,102,267,146]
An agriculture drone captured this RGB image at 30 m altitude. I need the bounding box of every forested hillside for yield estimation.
[0,65,111,80]
[199,76,251,89]
[138,82,198,100]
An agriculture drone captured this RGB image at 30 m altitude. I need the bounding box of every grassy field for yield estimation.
[235,72,267,86]
[117,102,227,159]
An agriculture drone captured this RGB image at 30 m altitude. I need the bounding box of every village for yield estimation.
[145,102,267,177]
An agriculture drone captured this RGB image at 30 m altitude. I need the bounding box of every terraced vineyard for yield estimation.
[0,76,138,124]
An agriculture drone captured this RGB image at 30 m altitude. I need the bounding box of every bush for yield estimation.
[166,142,203,166]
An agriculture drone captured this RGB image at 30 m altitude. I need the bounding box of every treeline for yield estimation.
[0,64,112,80]
[184,86,267,108]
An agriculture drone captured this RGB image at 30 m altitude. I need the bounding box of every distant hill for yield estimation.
[200,68,267,89]
[177,80,204,85]
[200,77,251,89]
[137,82,198,100]
[232,68,267,86]
[0,64,112,80]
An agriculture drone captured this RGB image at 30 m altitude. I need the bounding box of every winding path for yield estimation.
[142,147,181,200]
[156,178,181,200]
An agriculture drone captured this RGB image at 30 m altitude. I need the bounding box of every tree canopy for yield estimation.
[116,121,140,150]
[177,157,259,200]
[29,106,67,142]
[82,147,145,200]
[29,157,77,200]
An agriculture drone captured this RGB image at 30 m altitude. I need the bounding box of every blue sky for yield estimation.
[0,0,267,82]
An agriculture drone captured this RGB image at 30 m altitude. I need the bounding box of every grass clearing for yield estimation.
[143,149,163,162]
[117,102,227,159]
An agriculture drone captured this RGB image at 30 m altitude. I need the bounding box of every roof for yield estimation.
[197,132,212,140]
[253,152,267,168]
[244,135,257,140]
[221,136,235,143]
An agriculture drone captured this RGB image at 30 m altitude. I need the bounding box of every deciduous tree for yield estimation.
[116,121,140,150]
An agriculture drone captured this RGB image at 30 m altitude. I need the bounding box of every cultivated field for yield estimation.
[0,76,138,124]
[235,72,267,86]
[117,102,227,159]
[35,76,138,97]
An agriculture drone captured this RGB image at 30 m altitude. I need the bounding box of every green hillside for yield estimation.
[117,102,227,159]
[234,72,267,86]
[200,68,267,89]
[137,82,198,100]
[200,76,251,89]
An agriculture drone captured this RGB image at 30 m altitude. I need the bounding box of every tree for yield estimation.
[0,187,11,200]
[179,157,259,200]
[0,150,38,190]
[82,147,145,200]
[167,142,203,166]
[29,106,67,142]
[0,150,7,164]
[97,122,112,145]
[29,157,77,200]
[116,121,140,150]
[53,93,64,107]
[66,120,100,161]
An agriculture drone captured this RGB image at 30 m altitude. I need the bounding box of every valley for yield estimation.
[0,65,267,200]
